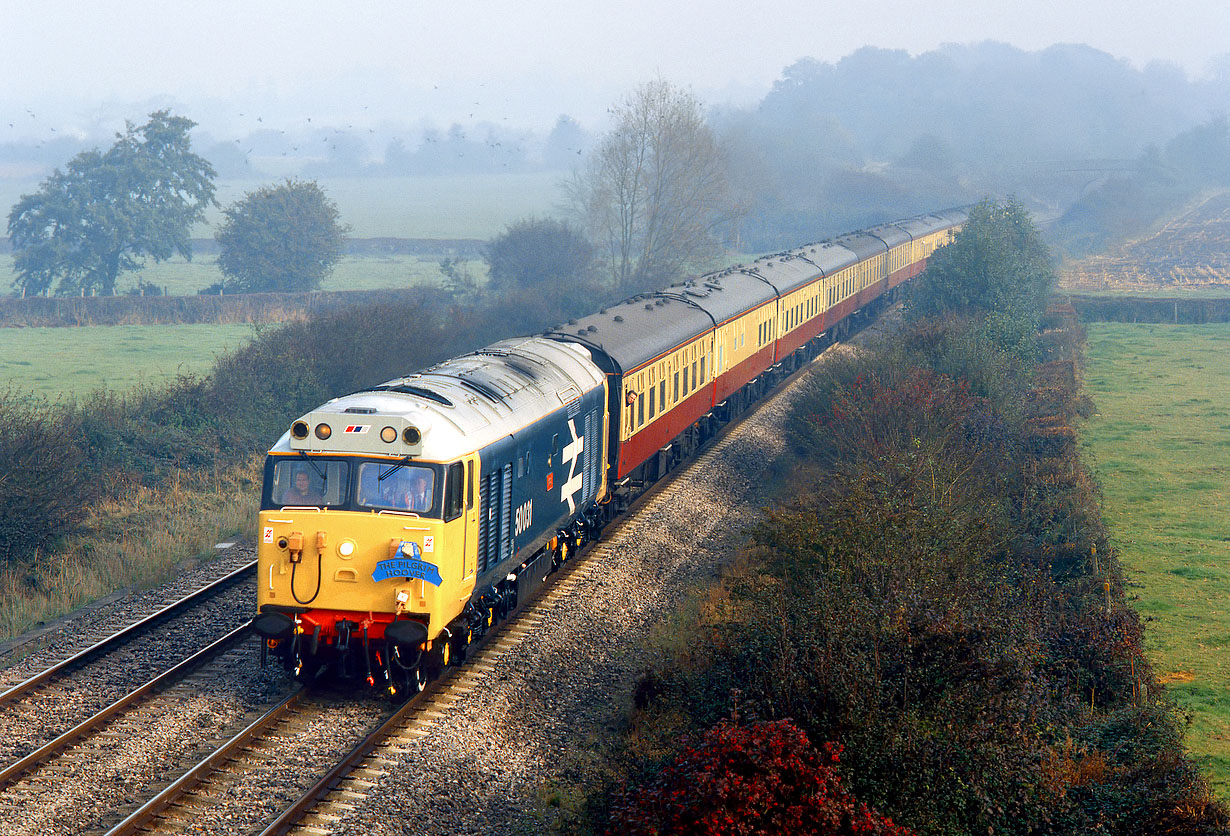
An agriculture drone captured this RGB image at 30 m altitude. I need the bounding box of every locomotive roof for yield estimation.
[544,293,716,374]
[269,336,605,462]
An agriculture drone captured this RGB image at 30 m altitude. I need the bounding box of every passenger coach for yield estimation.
[252,209,966,694]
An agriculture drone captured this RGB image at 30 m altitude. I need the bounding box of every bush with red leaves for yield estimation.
[609,719,912,836]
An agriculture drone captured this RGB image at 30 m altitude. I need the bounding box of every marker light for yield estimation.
[380,426,397,443]
[315,423,332,440]
[338,540,355,557]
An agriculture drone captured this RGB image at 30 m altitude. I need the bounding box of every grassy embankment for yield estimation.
[1083,321,1230,797]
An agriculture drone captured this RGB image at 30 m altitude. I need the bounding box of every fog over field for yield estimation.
[2,1,1229,248]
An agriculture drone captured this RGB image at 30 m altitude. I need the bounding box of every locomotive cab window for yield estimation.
[356,461,437,515]
[268,458,351,508]
[444,462,465,521]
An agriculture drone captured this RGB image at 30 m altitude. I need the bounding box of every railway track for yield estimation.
[96,458,688,836]
[251,322,877,835]
[0,310,893,836]
[0,561,257,768]
[0,560,256,710]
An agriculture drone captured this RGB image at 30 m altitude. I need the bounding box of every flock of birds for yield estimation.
[1,87,577,167]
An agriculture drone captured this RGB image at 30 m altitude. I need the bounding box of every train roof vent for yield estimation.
[366,384,454,407]
[644,304,653,310]
[504,358,539,380]
[343,406,377,414]
[613,315,624,322]
[455,377,505,403]
[587,325,598,332]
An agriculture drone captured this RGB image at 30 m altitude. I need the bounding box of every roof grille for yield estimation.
[455,378,505,403]
[366,384,454,407]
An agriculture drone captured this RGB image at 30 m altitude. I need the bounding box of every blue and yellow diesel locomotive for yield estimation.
[252,209,965,696]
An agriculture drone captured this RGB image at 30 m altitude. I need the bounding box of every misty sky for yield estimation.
[2,0,1227,140]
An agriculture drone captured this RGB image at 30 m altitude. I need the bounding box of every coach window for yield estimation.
[699,356,706,384]
[638,390,645,427]
[673,371,679,402]
[658,379,666,409]
[444,462,465,521]
[648,386,656,419]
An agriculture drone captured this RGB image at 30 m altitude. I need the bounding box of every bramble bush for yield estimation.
[610,719,912,836]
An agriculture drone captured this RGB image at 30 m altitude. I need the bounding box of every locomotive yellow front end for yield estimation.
[254,405,478,696]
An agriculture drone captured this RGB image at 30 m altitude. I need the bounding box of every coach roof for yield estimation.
[545,293,715,374]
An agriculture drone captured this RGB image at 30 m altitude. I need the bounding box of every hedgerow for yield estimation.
[594,202,1227,835]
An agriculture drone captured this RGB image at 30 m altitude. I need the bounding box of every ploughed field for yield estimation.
[1082,322,1230,796]
[1061,191,1230,293]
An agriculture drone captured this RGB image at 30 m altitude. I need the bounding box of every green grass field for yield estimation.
[0,253,489,297]
[1083,322,1230,797]
[0,171,566,241]
[0,323,257,399]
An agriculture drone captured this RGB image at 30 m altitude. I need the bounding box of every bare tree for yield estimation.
[571,81,740,293]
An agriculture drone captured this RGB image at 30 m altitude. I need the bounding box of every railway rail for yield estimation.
[254,309,887,835]
[0,560,256,709]
[0,302,896,836]
[73,302,833,835]
[98,436,695,836]
[0,622,253,789]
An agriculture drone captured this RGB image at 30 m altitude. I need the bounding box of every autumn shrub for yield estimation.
[609,719,912,836]
[609,304,1226,835]
[0,390,96,568]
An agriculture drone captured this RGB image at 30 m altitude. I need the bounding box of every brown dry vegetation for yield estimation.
[1061,192,1230,292]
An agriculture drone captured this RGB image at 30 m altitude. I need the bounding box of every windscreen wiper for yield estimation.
[297,451,328,482]
[378,455,415,481]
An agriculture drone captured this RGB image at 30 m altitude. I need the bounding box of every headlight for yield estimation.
[291,421,308,439]
[315,423,332,440]
[403,427,421,445]
[380,426,397,443]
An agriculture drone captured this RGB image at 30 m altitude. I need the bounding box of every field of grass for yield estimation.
[0,171,566,242]
[1083,322,1230,796]
[0,323,257,399]
[0,253,490,297]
